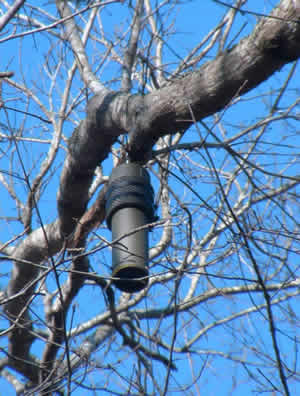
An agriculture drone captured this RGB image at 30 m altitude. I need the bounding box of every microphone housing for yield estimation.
[105,163,155,293]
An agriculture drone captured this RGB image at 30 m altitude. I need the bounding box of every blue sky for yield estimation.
[0,0,299,394]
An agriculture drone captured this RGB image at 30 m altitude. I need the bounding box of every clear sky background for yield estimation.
[0,0,299,394]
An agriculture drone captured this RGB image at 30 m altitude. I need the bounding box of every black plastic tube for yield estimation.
[105,163,155,292]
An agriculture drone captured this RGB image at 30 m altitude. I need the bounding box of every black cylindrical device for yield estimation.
[105,162,155,293]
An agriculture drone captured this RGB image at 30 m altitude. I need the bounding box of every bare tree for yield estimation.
[0,0,300,394]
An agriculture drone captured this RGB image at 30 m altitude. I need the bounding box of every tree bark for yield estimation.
[3,0,300,387]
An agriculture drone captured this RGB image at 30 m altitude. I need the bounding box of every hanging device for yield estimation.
[105,162,155,292]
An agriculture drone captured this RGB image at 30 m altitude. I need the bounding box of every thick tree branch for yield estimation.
[128,0,300,158]
[57,0,300,232]
[3,0,300,389]
[3,220,62,383]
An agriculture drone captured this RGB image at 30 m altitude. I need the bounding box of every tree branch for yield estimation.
[0,0,25,32]
[128,0,300,159]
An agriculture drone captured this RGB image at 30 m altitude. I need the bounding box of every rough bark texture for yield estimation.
[128,1,300,158]
[3,0,300,390]
[57,1,300,228]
